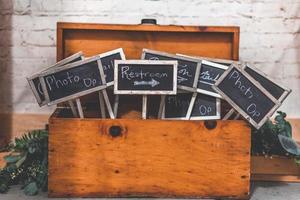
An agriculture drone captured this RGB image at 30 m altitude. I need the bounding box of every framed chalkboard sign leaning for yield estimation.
[27,52,83,106]
[197,60,229,98]
[187,93,221,120]
[242,63,291,103]
[114,60,178,95]
[100,48,126,87]
[39,55,107,105]
[142,49,201,92]
[213,64,281,129]
[161,92,193,120]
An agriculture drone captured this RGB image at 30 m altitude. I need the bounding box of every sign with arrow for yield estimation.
[114,60,177,95]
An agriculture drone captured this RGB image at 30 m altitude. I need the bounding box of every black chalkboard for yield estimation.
[197,60,228,98]
[28,53,83,106]
[40,57,106,105]
[142,50,200,91]
[214,66,278,129]
[163,93,192,119]
[100,49,125,85]
[244,65,287,100]
[114,60,177,94]
[191,94,220,119]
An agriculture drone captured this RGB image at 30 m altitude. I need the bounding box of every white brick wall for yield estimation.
[0,0,299,117]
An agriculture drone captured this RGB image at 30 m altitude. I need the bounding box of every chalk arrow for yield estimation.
[177,76,188,83]
[134,78,160,87]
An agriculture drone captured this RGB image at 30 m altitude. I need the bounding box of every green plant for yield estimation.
[251,111,293,156]
[0,130,48,195]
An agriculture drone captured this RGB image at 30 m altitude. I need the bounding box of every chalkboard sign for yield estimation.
[142,49,201,92]
[177,53,238,67]
[27,52,83,106]
[189,93,221,120]
[162,93,192,119]
[100,48,125,86]
[243,64,291,102]
[39,56,106,105]
[213,65,280,129]
[114,60,177,95]
[197,60,228,98]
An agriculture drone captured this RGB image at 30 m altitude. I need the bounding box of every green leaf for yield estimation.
[23,182,38,196]
[15,153,27,168]
[4,154,22,163]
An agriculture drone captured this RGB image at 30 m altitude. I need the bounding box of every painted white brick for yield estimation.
[283,63,300,78]
[31,0,62,14]
[279,77,300,118]
[13,0,31,14]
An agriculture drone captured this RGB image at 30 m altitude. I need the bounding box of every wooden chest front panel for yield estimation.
[48,117,250,198]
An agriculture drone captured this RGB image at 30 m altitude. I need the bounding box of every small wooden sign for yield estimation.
[100,48,126,87]
[39,55,106,105]
[242,63,291,102]
[114,60,177,95]
[27,52,83,106]
[162,93,192,120]
[213,64,281,129]
[188,93,221,120]
[197,60,228,98]
[142,49,201,92]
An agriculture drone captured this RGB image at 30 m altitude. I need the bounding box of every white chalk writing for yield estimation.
[121,66,168,81]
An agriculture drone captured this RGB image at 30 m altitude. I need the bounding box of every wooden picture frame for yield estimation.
[141,49,201,92]
[213,64,281,129]
[187,93,221,120]
[197,60,229,98]
[241,63,291,103]
[114,60,178,95]
[99,48,126,87]
[27,52,84,106]
[39,55,107,106]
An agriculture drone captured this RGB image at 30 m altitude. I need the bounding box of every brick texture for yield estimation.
[0,0,299,117]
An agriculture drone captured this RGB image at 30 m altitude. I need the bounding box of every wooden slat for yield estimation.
[48,118,250,198]
[57,22,240,33]
[251,156,300,176]
[57,22,239,62]
[251,174,300,182]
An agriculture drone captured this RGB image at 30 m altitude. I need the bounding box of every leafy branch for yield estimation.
[0,130,48,195]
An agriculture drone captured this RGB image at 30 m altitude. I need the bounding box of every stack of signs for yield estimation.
[28,48,126,119]
[114,60,178,119]
[213,63,291,129]
[142,49,225,120]
[27,48,291,128]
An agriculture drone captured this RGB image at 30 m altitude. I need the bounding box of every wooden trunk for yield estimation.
[49,109,250,198]
[48,22,251,199]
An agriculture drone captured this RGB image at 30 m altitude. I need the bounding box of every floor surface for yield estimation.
[0,182,299,200]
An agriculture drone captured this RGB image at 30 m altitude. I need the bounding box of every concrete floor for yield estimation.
[0,182,299,200]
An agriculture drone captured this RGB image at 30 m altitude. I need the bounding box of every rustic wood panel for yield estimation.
[48,118,250,199]
[57,23,240,61]
[251,156,300,182]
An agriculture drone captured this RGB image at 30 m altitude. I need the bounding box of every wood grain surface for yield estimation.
[251,156,300,182]
[48,117,250,199]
